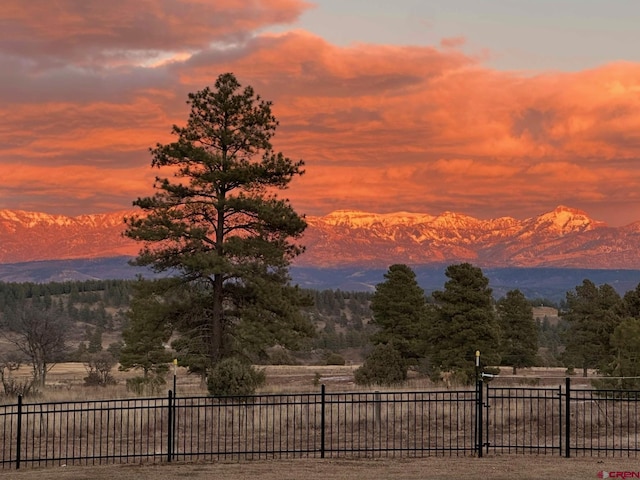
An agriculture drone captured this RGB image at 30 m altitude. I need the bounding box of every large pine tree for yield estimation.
[497,289,538,374]
[124,73,314,377]
[370,264,430,361]
[430,263,501,383]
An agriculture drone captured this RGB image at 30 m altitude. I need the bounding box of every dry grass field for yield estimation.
[0,456,636,480]
[1,361,599,405]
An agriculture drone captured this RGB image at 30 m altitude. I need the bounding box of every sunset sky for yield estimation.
[2,0,640,226]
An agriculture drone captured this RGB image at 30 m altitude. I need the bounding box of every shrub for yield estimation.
[1,375,38,398]
[83,371,115,387]
[126,375,166,395]
[207,357,266,396]
[83,351,117,387]
[325,353,346,366]
[1,354,39,398]
[269,348,297,365]
[354,344,407,386]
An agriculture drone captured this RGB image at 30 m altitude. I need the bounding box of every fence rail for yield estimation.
[3,379,640,469]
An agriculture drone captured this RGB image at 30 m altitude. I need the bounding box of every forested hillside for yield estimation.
[0,279,132,333]
[0,279,570,371]
[0,281,378,366]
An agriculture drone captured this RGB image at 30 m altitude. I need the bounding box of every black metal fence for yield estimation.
[2,379,640,469]
[483,379,640,458]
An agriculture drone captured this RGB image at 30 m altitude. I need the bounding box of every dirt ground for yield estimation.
[0,456,637,480]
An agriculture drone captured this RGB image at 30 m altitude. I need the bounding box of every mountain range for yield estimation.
[302,206,640,269]
[1,205,639,269]
[1,205,640,301]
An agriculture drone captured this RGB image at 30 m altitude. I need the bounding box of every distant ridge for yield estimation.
[1,257,639,303]
[1,206,640,268]
[0,257,150,283]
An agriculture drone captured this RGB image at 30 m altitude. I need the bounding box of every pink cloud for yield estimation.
[440,36,466,48]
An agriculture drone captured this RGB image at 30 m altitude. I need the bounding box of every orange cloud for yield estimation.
[2,9,640,226]
[0,163,154,215]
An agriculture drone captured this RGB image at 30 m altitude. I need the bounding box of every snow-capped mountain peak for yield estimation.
[526,205,606,235]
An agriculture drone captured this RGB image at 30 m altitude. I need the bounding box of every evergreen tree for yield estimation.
[124,73,313,378]
[597,317,640,390]
[118,281,173,378]
[497,289,538,374]
[354,343,407,386]
[563,280,621,376]
[429,263,501,383]
[537,317,568,367]
[87,327,103,354]
[616,283,640,319]
[370,264,430,361]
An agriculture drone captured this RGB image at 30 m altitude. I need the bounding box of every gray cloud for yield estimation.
[0,0,307,66]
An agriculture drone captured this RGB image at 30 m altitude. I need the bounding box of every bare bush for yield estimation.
[83,351,117,387]
[0,352,38,397]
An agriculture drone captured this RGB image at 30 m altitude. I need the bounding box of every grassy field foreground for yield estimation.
[0,456,636,480]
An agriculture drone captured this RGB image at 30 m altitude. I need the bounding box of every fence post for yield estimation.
[565,378,571,458]
[485,382,490,456]
[476,377,483,457]
[16,394,22,470]
[374,391,381,434]
[320,384,326,458]
[558,383,563,457]
[172,389,177,460]
[167,390,173,463]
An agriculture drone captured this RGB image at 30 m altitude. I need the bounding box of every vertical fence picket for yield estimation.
[565,378,571,458]
[484,382,490,456]
[558,383,563,457]
[477,379,483,457]
[15,395,22,470]
[167,390,173,463]
[320,385,326,459]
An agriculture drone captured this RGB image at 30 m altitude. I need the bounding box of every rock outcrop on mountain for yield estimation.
[0,206,638,269]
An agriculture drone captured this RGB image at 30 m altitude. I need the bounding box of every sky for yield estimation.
[1,1,640,226]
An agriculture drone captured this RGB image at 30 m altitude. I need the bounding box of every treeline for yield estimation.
[0,279,134,310]
[0,279,134,332]
[304,290,375,353]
